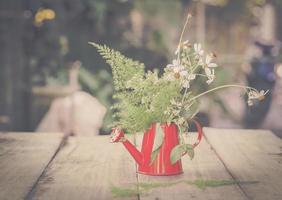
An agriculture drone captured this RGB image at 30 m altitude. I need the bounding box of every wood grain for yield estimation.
[137,133,248,200]
[204,128,282,200]
[2,129,281,200]
[31,136,138,200]
[0,132,63,200]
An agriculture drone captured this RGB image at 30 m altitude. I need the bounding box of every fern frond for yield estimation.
[89,42,145,91]
[90,42,180,134]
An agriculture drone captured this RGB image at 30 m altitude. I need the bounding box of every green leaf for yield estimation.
[152,123,164,152]
[185,144,195,160]
[184,144,193,149]
[150,148,160,164]
[150,123,164,164]
[170,144,186,165]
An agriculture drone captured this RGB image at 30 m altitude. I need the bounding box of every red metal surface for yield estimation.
[111,121,203,176]
[192,119,203,148]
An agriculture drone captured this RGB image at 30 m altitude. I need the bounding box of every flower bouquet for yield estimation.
[89,14,267,176]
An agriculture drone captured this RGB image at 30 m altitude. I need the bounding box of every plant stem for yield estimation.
[194,73,207,77]
[187,53,193,67]
[177,124,185,144]
[133,133,141,199]
[177,13,191,61]
[181,87,189,104]
[190,84,257,102]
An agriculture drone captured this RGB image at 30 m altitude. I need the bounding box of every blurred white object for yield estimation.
[275,63,282,79]
[37,60,106,136]
[244,2,278,69]
[259,3,276,45]
[37,91,106,136]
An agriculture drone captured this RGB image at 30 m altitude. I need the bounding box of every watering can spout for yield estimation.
[110,128,144,166]
[122,140,144,165]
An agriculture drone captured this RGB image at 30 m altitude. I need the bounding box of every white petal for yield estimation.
[211,68,215,75]
[205,67,212,76]
[188,74,196,80]
[173,67,180,73]
[172,59,178,65]
[199,50,204,56]
[179,65,185,70]
[264,90,269,95]
[182,80,190,88]
[197,43,202,50]
[206,79,213,85]
[174,46,180,55]
[166,64,173,68]
[208,63,218,68]
[248,91,257,99]
[198,58,204,66]
[206,55,212,64]
[180,70,188,77]
[194,44,198,51]
[194,43,201,52]
[247,100,254,106]
[166,74,174,81]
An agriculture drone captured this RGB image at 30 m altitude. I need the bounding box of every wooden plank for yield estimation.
[31,136,138,200]
[204,128,282,200]
[137,133,248,200]
[0,132,63,200]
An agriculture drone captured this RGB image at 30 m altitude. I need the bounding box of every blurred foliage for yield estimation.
[28,0,282,83]
[19,0,282,131]
[28,0,131,85]
[79,67,114,133]
[134,0,182,23]
[28,0,181,84]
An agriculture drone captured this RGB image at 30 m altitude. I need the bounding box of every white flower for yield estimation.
[167,59,181,69]
[181,73,196,88]
[175,40,189,55]
[188,74,196,80]
[166,59,189,80]
[182,80,190,88]
[259,90,269,99]
[198,57,204,66]
[175,45,180,55]
[180,70,188,77]
[205,54,218,68]
[248,90,269,101]
[166,73,174,81]
[206,78,214,85]
[247,99,254,106]
[194,43,204,57]
[205,68,215,85]
[247,90,268,106]
[183,40,189,45]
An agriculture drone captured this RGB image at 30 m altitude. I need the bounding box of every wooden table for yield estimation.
[0,128,281,200]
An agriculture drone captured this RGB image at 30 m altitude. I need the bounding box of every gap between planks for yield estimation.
[24,136,68,200]
[136,133,248,200]
[22,132,256,200]
[203,131,252,200]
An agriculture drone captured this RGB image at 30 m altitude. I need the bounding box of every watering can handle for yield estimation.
[191,119,203,148]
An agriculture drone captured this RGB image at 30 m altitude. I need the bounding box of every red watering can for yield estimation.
[110,120,203,176]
